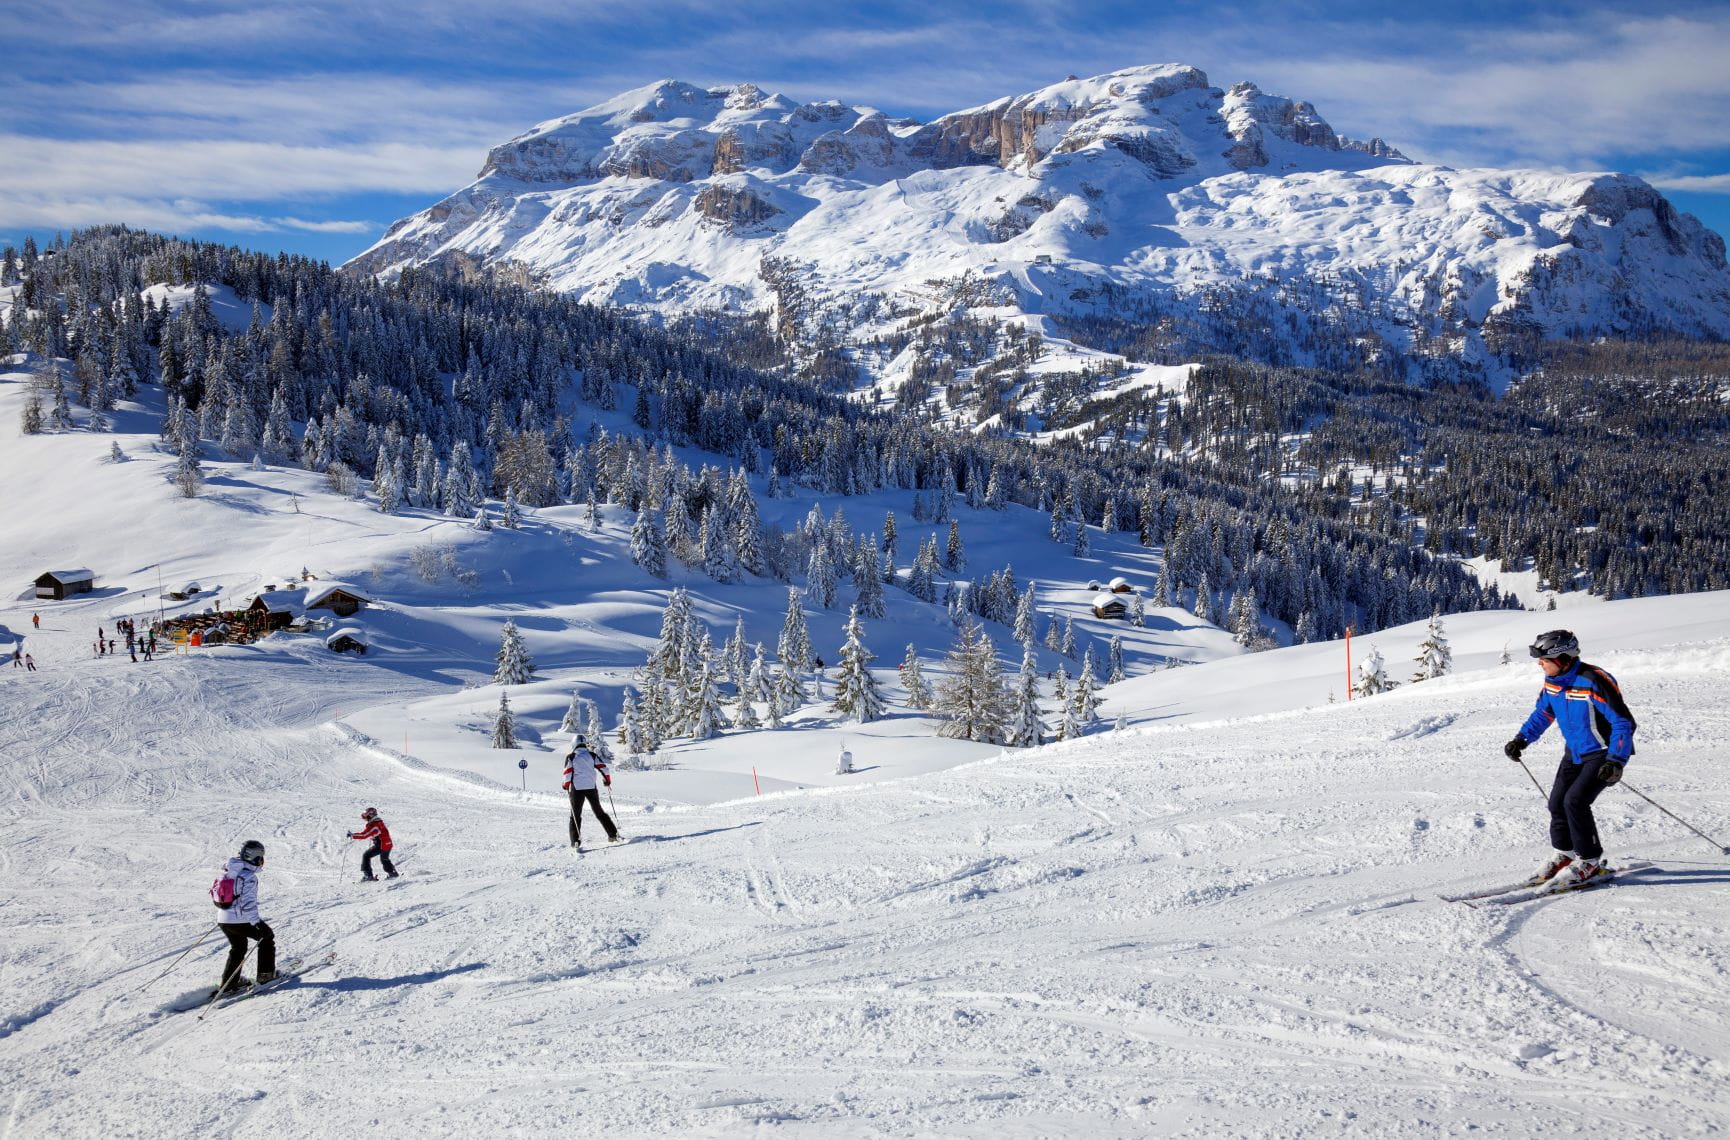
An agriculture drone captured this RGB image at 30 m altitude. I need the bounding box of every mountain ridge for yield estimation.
[350,64,1725,391]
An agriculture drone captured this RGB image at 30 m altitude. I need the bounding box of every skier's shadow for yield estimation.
[305,961,487,993]
[629,821,761,843]
[1639,868,1730,887]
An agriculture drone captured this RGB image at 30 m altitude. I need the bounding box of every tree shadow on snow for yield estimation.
[303,961,487,993]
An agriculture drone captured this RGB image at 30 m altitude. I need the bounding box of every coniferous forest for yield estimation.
[9,224,1728,642]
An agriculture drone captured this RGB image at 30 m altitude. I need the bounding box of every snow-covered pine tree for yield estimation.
[732,671,761,729]
[618,689,647,761]
[1130,592,1146,627]
[631,502,668,578]
[1014,582,1037,647]
[1193,570,1214,623]
[700,505,738,583]
[831,605,886,722]
[1072,651,1102,730]
[491,691,516,748]
[1072,517,1090,556]
[945,520,965,572]
[501,487,522,529]
[933,618,1011,743]
[854,536,886,618]
[1355,645,1393,697]
[1061,614,1077,659]
[559,688,584,733]
[493,619,534,684]
[1053,663,1070,703]
[805,540,836,608]
[771,661,806,720]
[584,700,613,763]
[901,643,933,710]
[1411,611,1453,682]
[749,642,773,703]
[778,588,812,673]
[472,506,493,531]
[1108,635,1125,684]
[1006,646,1045,748]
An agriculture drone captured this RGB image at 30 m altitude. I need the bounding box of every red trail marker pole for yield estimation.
[1344,627,1354,701]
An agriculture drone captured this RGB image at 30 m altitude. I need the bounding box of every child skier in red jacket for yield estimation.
[347,807,398,880]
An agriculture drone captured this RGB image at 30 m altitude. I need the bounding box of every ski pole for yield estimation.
[1515,758,1548,800]
[132,924,218,997]
[1621,780,1730,855]
[198,941,255,1021]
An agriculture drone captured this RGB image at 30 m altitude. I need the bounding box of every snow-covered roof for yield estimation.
[1092,592,1126,608]
[250,589,304,614]
[304,582,371,608]
[1108,577,1130,590]
[324,626,367,647]
[37,568,94,583]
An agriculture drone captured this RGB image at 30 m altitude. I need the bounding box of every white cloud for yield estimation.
[0,136,484,200]
[1647,172,1730,194]
[0,194,376,237]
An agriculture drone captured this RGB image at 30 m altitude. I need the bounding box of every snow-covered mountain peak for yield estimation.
[356,65,1730,390]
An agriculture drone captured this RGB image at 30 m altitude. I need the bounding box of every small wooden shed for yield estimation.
[1108,577,1134,593]
[304,583,370,618]
[35,569,95,600]
[325,627,368,655]
[1091,592,1129,620]
[247,590,302,631]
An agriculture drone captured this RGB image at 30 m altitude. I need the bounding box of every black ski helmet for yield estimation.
[360,807,379,822]
[239,840,266,866]
[1529,629,1580,660]
[573,734,587,749]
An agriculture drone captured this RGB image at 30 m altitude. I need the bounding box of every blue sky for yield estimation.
[3,0,1728,266]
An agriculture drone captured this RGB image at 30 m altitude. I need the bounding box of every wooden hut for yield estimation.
[247,590,302,632]
[325,627,368,655]
[304,583,370,618]
[1091,592,1129,620]
[35,569,95,600]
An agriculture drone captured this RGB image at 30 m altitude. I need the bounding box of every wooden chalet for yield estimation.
[325,627,368,655]
[304,583,371,618]
[247,589,303,631]
[35,569,95,600]
[1091,592,1129,620]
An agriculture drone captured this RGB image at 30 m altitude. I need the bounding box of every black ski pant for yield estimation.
[362,843,397,878]
[219,921,275,988]
[1548,752,1611,860]
[568,787,617,846]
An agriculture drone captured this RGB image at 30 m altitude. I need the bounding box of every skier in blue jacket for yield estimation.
[1503,630,1637,888]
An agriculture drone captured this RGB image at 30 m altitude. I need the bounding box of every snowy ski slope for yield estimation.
[3,354,1730,1135]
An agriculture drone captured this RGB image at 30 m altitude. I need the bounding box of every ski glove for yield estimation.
[602,774,612,787]
[561,781,571,791]
[1596,760,1624,786]
[1503,738,1526,761]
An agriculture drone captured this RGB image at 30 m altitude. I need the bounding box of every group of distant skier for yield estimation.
[208,734,620,996]
[202,628,1633,997]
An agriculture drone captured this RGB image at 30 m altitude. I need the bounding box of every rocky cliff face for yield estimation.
[350,65,1730,385]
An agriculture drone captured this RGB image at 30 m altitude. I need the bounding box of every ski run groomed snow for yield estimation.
[4,360,1730,1137]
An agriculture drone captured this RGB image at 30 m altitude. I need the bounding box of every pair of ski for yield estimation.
[573,835,629,853]
[1442,861,1656,907]
[183,951,337,1018]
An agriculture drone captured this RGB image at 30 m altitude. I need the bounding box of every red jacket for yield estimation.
[350,819,392,850]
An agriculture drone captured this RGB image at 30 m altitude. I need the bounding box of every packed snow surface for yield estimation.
[4,359,1730,1135]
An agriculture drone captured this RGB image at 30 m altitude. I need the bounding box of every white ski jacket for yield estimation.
[563,747,606,791]
[216,857,263,925]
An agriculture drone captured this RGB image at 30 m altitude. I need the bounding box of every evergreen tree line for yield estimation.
[7,226,1511,639]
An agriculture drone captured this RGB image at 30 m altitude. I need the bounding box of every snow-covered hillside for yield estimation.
[351,65,1730,389]
[5,354,1730,1133]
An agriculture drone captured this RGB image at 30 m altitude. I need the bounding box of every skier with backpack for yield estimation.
[563,734,619,849]
[211,840,275,993]
[347,807,398,881]
[1503,629,1638,889]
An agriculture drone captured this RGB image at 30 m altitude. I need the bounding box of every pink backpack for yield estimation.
[210,874,238,909]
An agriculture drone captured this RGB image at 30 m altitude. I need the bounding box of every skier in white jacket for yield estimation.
[215,840,276,992]
[563,736,619,848]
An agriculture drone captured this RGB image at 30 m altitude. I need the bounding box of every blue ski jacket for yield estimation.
[1516,659,1636,764]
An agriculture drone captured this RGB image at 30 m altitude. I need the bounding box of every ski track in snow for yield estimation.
[4,599,1730,1136]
